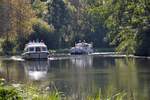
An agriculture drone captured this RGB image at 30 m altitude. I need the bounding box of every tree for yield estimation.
[105,0,150,55]
[47,0,71,48]
[0,0,35,54]
[32,0,48,19]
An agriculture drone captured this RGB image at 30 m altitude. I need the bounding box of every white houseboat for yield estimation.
[22,41,49,60]
[70,41,93,55]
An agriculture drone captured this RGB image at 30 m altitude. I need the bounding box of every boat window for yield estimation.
[29,47,34,52]
[42,47,47,51]
[36,47,41,52]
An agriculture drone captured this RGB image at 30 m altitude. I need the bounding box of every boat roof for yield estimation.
[25,42,47,48]
[75,42,92,46]
[76,42,88,45]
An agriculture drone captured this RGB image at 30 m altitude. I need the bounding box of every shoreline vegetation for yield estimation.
[0,47,115,56]
[0,48,150,60]
[0,78,127,100]
[0,0,149,57]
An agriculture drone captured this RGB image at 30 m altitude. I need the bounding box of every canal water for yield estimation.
[0,55,150,100]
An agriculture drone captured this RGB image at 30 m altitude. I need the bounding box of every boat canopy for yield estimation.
[75,42,92,48]
[24,41,48,52]
[25,42,47,48]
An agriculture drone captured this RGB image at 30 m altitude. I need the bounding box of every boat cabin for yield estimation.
[22,41,49,60]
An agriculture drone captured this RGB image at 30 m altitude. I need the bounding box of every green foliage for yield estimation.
[23,84,64,100]
[47,0,72,48]
[0,87,22,100]
[31,18,54,32]
[83,1,110,48]
[0,0,35,55]
[136,29,150,56]
[87,0,150,55]
[0,79,22,100]
[87,89,127,100]
[0,0,149,55]
[32,0,48,18]
[0,78,63,100]
[29,18,56,49]
[0,78,129,100]
[1,39,15,55]
[48,0,71,29]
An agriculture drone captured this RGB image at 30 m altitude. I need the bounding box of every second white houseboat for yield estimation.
[70,41,93,55]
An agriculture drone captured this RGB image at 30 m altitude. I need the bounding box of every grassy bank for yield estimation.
[0,78,128,100]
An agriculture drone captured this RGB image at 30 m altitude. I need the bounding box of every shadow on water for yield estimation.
[70,55,93,68]
[0,60,25,83]
[0,55,150,100]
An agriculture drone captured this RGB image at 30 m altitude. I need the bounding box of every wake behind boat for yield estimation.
[22,41,49,60]
[70,41,93,55]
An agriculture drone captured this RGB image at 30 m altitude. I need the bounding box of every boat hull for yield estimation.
[70,47,93,55]
[70,52,91,55]
[70,51,88,55]
[22,52,49,60]
[70,49,93,55]
[70,42,93,55]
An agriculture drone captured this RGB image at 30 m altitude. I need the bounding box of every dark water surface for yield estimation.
[0,55,150,100]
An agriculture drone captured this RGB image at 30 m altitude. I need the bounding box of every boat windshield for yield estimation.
[35,47,41,52]
[29,47,34,52]
[75,43,91,48]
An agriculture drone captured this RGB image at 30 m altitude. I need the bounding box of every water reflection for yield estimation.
[48,57,150,100]
[23,60,50,81]
[0,56,150,100]
[0,60,25,82]
[70,55,93,68]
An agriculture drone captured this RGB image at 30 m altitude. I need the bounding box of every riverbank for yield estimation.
[1,47,150,59]
[0,78,127,100]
